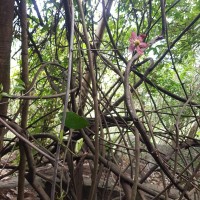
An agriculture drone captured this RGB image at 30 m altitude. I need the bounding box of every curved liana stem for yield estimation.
[124,53,190,200]
[51,1,75,199]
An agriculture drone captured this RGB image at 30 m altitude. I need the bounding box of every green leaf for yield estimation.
[64,112,89,130]
[59,130,64,143]
[196,131,200,137]
[75,138,83,153]
[13,78,25,93]
[1,92,12,98]
[15,78,25,86]
[0,84,3,92]
[0,92,12,101]
[13,85,25,92]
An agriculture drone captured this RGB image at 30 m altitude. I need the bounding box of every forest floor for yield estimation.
[0,156,199,200]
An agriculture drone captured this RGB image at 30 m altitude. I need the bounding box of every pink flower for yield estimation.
[129,32,148,55]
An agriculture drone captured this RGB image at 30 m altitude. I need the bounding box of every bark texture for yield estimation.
[0,0,14,149]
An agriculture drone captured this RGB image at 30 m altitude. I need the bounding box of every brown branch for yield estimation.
[160,0,167,37]
[110,12,200,112]
[124,54,190,199]
[77,1,100,199]
[0,118,56,162]
[31,0,44,26]
[132,70,200,108]
[18,0,29,199]
[81,129,178,199]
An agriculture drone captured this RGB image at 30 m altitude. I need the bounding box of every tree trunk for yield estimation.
[0,0,14,150]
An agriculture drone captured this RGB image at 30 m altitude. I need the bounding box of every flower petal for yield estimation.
[139,42,148,48]
[138,36,143,42]
[129,44,135,52]
[136,46,143,55]
[131,32,137,40]
[139,34,146,39]
[129,32,148,54]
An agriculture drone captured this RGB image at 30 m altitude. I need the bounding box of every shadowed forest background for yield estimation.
[0,0,200,199]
